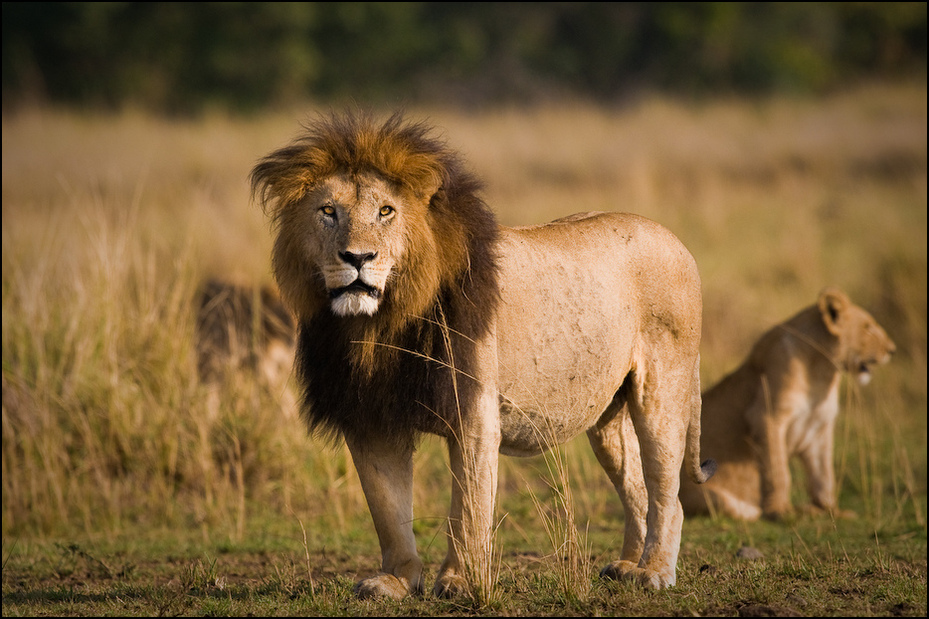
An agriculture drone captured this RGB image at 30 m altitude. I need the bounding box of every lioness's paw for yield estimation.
[832,508,857,520]
[433,572,470,598]
[802,504,857,520]
[354,573,412,600]
[600,561,674,589]
[762,506,795,523]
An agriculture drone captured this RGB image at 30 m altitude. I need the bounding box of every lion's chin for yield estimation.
[331,291,381,316]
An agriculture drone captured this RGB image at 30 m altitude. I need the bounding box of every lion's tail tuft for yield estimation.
[692,458,717,484]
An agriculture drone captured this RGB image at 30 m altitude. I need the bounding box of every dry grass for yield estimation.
[2,83,926,610]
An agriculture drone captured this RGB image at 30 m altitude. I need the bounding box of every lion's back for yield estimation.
[499,211,701,341]
[495,211,702,452]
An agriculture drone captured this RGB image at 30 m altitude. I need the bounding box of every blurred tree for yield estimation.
[2,2,320,113]
[2,1,925,114]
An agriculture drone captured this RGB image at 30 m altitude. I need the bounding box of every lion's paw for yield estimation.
[600,560,674,589]
[433,572,471,598]
[599,559,639,582]
[354,573,412,600]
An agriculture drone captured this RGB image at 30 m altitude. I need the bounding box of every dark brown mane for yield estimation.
[250,111,500,444]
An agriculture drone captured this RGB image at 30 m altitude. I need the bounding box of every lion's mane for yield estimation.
[250,111,500,445]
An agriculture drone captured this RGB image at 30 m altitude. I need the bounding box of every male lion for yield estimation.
[679,287,895,521]
[250,111,715,600]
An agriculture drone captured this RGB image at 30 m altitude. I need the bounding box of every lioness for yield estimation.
[250,111,715,599]
[680,287,895,521]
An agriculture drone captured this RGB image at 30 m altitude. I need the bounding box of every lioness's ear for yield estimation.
[818,287,849,335]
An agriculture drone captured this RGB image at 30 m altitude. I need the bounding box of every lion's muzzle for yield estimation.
[329,280,382,300]
[329,280,383,315]
[323,250,390,316]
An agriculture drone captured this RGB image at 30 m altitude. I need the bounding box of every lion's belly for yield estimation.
[493,226,638,456]
[494,309,632,455]
[496,390,617,456]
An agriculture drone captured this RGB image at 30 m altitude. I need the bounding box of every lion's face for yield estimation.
[820,288,896,385]
[278,171,439,319]
[251,111,486,336]
[308,173,406,316]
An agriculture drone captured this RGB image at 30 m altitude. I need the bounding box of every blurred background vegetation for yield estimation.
[1,5,925,614]
[2,1,926,114]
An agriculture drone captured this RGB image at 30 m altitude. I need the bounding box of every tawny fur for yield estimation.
[679,287,895,521]
[250,111,714,600]
[195,278,296,418]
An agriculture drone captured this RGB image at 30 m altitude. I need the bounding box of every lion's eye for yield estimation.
[379,205,395,218]
[320,205,336,218]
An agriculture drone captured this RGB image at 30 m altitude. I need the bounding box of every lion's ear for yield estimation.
[818,287,849,335]
[429,184,448,211]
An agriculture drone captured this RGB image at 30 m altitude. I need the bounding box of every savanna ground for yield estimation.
[2,82,926,616]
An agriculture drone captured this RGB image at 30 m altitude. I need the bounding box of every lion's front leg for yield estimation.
[344,432,423,600]
[747,373,800,521]
[435,385,501,600]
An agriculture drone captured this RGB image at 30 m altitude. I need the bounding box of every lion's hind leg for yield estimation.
[616,360,696,589]
[586,391,648,581]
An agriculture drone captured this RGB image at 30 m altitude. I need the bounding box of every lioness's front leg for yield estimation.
[753,406,795,520]
[435,353,501,599]
[344,432,423,600]
[798,422,851,516]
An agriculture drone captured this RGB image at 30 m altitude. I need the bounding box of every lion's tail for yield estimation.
[686,356,717,485]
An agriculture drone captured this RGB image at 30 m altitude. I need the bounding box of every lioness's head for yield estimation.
[249,111,496,342]
[818,287,896,385]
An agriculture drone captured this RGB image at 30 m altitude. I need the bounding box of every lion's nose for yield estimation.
[339,250,378,270]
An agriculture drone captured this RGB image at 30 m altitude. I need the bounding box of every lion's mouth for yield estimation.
[329,280,382,299]
[855,361,874,386]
